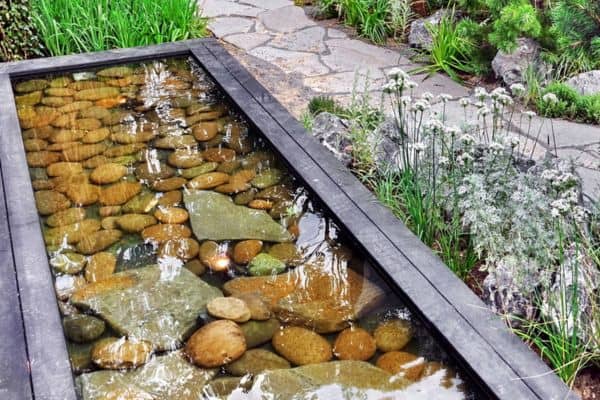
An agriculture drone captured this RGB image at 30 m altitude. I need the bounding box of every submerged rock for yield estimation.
[223,262,386,333]
[226,349,290,376]
[185,320,247,368]
[63,315,106,343]
[244,360,409,398]
[76,351,217,400]
[71,265,222,350]
[184,190,293,242]
[248,253,286,276]
[272,326,332,365]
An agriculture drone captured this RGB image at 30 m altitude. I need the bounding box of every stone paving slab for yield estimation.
[200,0,600,198]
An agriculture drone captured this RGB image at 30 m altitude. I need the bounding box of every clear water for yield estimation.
[13,57,478,400]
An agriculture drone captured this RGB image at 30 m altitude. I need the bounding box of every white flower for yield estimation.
[459,98,470,107]
[550,207,561,219]
[473,101,486,108]
[503,136,519,148]
[406,80,418,89]
[509,83,526,96]
[477,106,491,117]
[491,87,509,98]
[438,93,453,102]
[421,92,435,101]
[400,95,412,105]
[424,118,443,132]
[444,125,460,136]
[411,142,426,152]
[489,142,504,152]
[542,93,559,104]
[572,206,588,222]
[460,134,475,144]
[413,100,430,112]
[439,156,449,165]
[540,169,558,181]
[523,110,537,118]
[457,152,473,165]
[496,94,514,106]
[383,80,402,93]
[388,67,409,81]
[474,86,488,100]
[551,198,571,214]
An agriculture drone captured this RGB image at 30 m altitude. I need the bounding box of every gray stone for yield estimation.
[566,70,600,96]
[239,318,281,348]
[556,148,599,170]
[184,190,293,242]
[71,266,222,350]
[322,39,406,72]
[225,349,290,376]
[200,0,263,18]
[303,68,385,94]
[223,32,272,51]
[63,315,105,343]
[270,26,327,53]
[515,115,600,148]
[244,361,410,398]
[76,351,217,399]
[371,117,401,171]
[408,9,448,49]
[248,253,286,276]
[242,0,291,10]
[208,17,254,38]
[491,38,544,86]
[577,166,600,202]
[258,5,316,33]
[310,112,353,166]
[249,46,329,76]
[409,72,470,99]
[327,28,347,39]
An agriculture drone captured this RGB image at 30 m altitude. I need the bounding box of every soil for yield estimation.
[464,266,487,298]
[574,367,600,400]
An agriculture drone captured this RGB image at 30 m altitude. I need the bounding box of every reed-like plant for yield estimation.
[32,0,207,56]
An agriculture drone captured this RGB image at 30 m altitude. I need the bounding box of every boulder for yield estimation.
[71,265,222,350]
[491,37,545,86]
[184,190,293,242]
[408,9,448,49]
[223,261,386,333]
[566,70,600,96]
[76,351,217,400]
[310,112,353,166]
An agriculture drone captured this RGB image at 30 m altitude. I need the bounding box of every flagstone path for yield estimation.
[199,0,600,200]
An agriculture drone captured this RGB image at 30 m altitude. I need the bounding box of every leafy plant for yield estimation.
[31,0,207,56]
[0,0,44,61]
[537,82,600,124]
[488,1,542,52]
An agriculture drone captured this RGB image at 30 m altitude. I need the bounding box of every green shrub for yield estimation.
[488,1,541,52]
[32,0,207,56]
[0,0,43,61]
[308,96,345,116]
[537,82,600,124]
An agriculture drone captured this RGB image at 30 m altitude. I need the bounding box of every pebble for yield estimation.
[91,337,153,369]
[157,190,182,207]
[85,252,117,282]
[158,238,200,261]
[375,351,426,381]
[141,223,191,243]
[183,259,206,276]
[233,292,271,321]
[76,229,123,254]
[152,177,187,191]
[179,162,219,179]
[63,315,106,343]
[50,252,87,274]
[202,148,236,162]
[225,349,290,376]
[333,327,377,361]
[99,181,142,205]
[251,168,282,189]
[90,163,127,184]
[268,243,303,266]
[239,318,280,348]
[116,214,157,232]
[233,240,263,264]
[248,253,286,276]
[185,320,246,368]
[374,319,413,352]
[46,207,86,227]
[187,172,229,190]
[35,190,71,215]
[46,161,83,177]
[207,297,252,323]
[154,207,188,224]
[272,326,332,365]
[199,240,230,271]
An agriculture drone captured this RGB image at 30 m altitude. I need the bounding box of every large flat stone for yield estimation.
[242,0,292,10]
[409,73,470,100]
[511,116,600,148]
[208,16,254,38]
[270,26,326,53]
[556,148,600,170]
[304,69,385,94]
[76,351,217,400]
[223,261,386,333]
[322,39,406,72]
[199,0,263,18]
[577,167,600,202]
[244,361,409,398]
[258,5,316,33]
[71,266,222,350]
[223,32,272,51]
[184,190,293,242]
[250,46,329,76]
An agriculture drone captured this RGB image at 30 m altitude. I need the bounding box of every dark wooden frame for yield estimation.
[0,39,576,400]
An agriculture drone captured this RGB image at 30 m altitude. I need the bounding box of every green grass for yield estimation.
[32,0,207,56]
[537,82,600,125]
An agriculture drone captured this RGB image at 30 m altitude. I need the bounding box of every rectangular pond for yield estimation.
[0,39,576,400]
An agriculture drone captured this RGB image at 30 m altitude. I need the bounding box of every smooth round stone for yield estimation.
[91,337,153,369]
[66,183,100,206]
[248,253,286,276]
[76,229,123,255]
[117,214,157,233]
[85,252,116,282]
[247,199,273,210]
[157,190,182,207]
[55,274,87,300]
[376,351,426,381]
[233,240,263,265]
[225,349,290,376]
[202,147,236,162]
[185,320,246,368]
[233,189,257,205]
[233,292,271,321]
[272,326,332,366]
[199,240,230,271]
[158,238,200,261]
[154,206,188,224]
[27,151,61,168]
[67,341,94,373]
[63,315,106,343]
[134,162,174,182]
[35,190,71,215]
[192,121,218,141]
[141,223,191,244]
[101,216,119,230]
[240,318,281,348]
[187,172,229,190]
[207,297,252,323]
[268,243,303,266]
[215,180,250,194]
[46,207,86,227]
[152,177,187,192]
[99,181,142,206]
[374,319,413,352]
[50,252,87,274]
[333,327,377,361]
[184,259,206,276]
[154,135,196,149]
[90,163,127,184]
[99,206,122,217]
[179,162,219,179]
[122,192,158,214]
[46,161,83,177]
[250,168,282,189]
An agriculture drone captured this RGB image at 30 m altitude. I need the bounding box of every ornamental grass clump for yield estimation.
[356,67,600,384]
